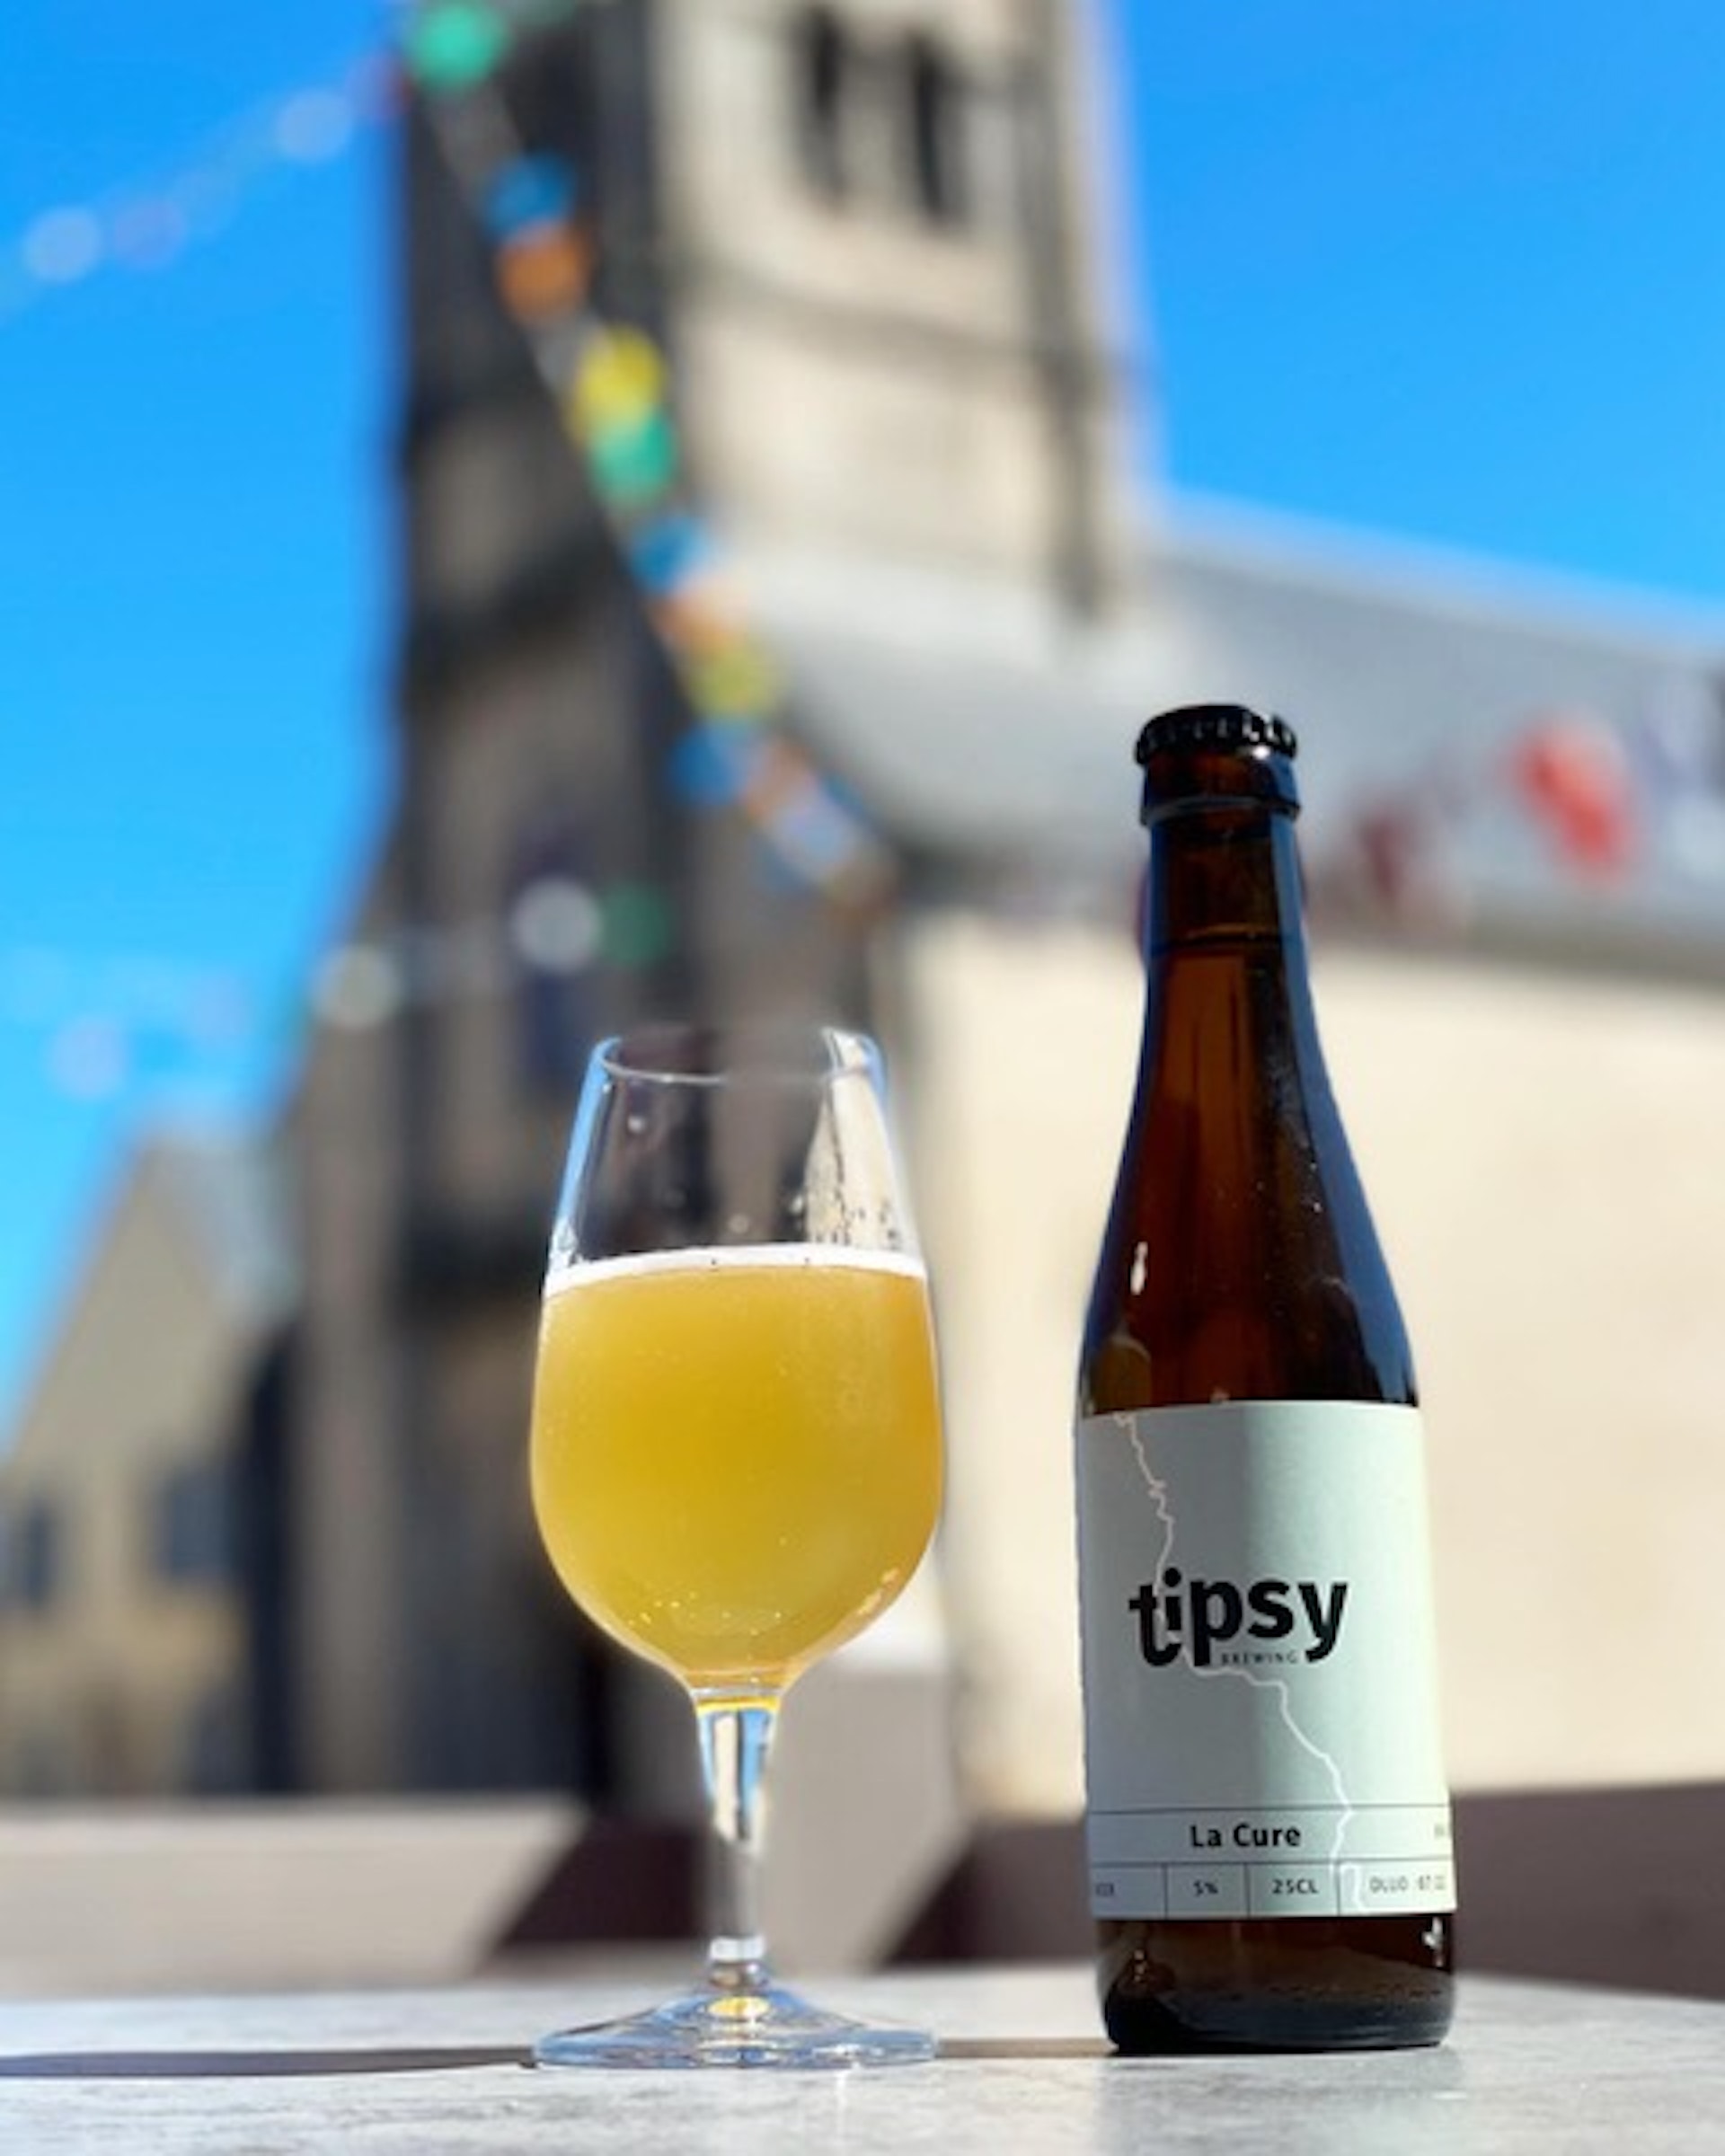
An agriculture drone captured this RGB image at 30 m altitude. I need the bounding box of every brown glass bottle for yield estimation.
[1076,705,1455,2053]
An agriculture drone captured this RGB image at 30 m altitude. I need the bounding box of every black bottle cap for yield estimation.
[1136,705,1298,764]
[1135,705,1301,825]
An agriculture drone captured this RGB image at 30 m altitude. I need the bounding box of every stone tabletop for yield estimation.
[4,1965,1722,2154]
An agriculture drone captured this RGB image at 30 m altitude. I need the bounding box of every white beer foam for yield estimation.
[544,1242,927,1297]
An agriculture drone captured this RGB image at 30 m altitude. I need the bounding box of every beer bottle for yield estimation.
[1075,704,1455,2052]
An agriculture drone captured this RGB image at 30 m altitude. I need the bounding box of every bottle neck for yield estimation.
[1100,791,1414,1411]
[1143,800,1312,979]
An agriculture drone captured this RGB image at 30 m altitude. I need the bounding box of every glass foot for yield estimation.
[534,1980,938,2069]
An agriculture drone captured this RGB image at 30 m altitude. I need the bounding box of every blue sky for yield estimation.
[1111,1,1725,598]
[2,3,388,1415]
[4,0,1725,1418]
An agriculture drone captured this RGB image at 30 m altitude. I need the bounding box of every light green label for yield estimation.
[1075,1401,1455,1921]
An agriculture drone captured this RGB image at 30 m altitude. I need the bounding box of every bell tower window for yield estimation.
[793,6,851,200]
[904,32,969,226]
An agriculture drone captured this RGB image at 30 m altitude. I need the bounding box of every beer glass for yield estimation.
[528,1022,943,2066]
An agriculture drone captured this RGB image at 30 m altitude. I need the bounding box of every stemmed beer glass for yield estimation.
[528,1022,944,2067]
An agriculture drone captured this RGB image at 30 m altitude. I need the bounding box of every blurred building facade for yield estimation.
[11,0,1725,1865]
[0,1135,293,1797]
[243,0,1725,1818]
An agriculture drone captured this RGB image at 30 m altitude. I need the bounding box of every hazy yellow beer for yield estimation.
[531,1244,942,1693]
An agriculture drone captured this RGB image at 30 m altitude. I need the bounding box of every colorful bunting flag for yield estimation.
[411,5,898,915]
[1508,713,1640,879]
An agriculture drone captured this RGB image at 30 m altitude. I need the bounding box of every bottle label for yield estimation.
[1075,1401,1455,1921]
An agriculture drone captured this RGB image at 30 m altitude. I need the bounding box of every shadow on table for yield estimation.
[0,2037,1114,2079]
[0,2045,531,2080]
[939,2037,1108,2060]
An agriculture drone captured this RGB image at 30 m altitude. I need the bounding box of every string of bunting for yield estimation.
[4,0,889,1109]
[0,868,677,1103]
[16,681,1725,1101]
[10,3,1725,1101]
[0,54,393,321]
[1322,688,1725,931]
[2,0,893,907]
[404,0,899,917]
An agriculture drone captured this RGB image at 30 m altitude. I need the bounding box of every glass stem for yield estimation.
[696,1696,779,1995]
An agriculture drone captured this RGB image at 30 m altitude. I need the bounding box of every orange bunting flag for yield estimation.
[498,225,596,322]
[650,580,750,657]
[1508,713,1639,879]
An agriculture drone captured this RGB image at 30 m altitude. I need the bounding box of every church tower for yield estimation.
[659,0,1122,605]
[288,0,1126,1797]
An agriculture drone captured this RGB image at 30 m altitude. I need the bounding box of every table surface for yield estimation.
[4,1964,1722,2154]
